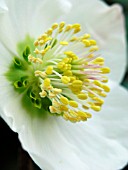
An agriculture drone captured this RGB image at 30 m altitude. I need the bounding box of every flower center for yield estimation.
[5,22,110,123]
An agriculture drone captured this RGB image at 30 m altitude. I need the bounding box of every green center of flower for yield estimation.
[5,22,110,123]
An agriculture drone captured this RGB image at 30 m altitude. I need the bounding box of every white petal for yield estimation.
[0,0,8,12]
[64,0,126,83]
[89,80,128,150]
[19,116,90,170]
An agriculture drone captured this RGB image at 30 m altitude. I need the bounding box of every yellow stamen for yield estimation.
[89,46,99,52]
[60,41,69,45]
[44,78,51,87]
[39,90,47,98]
[69,101,78,108]
[101,67,110,74]
[46,66,53,75]
[77,93,88,100]
[61,76,70,84]
[60,96,69,105]
[52,23,58,30]
[91,105,101,111]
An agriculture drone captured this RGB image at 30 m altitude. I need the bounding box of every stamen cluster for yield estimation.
[27,22,110,122]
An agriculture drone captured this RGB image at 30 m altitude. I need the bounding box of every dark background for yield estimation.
[0,0,128,169]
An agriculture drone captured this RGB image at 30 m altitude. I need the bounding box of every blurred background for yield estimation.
[0,0,128,169]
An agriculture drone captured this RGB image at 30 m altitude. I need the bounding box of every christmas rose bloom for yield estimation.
[0,0,128,170]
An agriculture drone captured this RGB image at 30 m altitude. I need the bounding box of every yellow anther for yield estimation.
[44,78,51,87]
[41,33,47,38]
[66,64,71,70]
[102,84,110,92]
[64,51,78,60]
[59,21,65,28]
[77,111,87,118]
[88,92,95,98]
[69,110,78,117]
[60,105,68,112]
[61,76,70,84]
[82,34,91,39]
[34,40,39,46]
[91,105,101,111]
[28,55,34,62]
[85,112,92,118]
[46,28,53,36]
[68,58,72,63]
[93,80,102,87]
[52,23,58,30]
[69,101,78,108]
[60,96,69,105]
[72,54,78,60]
[63,114,73,121]
[71,88,82,95]
[101,67,110,74]
[102,76,108,83]
[84,79,90,83]
[39,90,47,98]
[94,57,104,62]
[52,100,60,107]
[49,92,56,98]
[70,37,78,42]
[98,92,107,97]
[39,40,45,46]
[53,88,62,94]
[65,24,72,32]
[28,55,43,64]
[87,54,94,58]
[70,76,76,82]
[35,70,46,78]
[41,45,51,56]
[58,28,63,33]
[35,70,41,77]
[46,66,53,75]
[62,57,70,63]
[36,58,43,64]
[60,41,69,45]
[93,97,104,104]
[82,105,89,110]
[90,39,97,45]
[77,93,88,100]
[89,46,99,52]
[72,23,81,28]
[49,106,58,113]
[34,48,40,54]
[82,40,91,47]
[64,51,73,57]
[98,62,104,66]
[61,64,70,72]
[94,102,103,107]
[46,37,52,42]
[64,70,73,76]
[57,62,65,69]
[72,80,83,86]
[38,36,42,41]
[92,87,102,93]
[45,45,51,51]
[73,27,81,34]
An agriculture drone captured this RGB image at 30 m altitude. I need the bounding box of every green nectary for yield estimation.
[5,35,52,115]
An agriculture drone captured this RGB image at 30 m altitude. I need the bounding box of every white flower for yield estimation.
[0,0,128,170]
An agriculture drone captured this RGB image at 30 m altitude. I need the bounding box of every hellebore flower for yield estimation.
[0,0,128,170]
